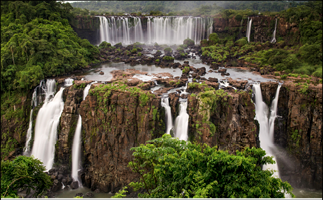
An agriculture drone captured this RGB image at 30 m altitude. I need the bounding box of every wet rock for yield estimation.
[208,77,218,83]
[181,94,188,99]
[84,192,94,198]
[51,179,62,192]
[94,189,100,193]
[126,79,140,86]
[218,69,227,73]
[71,181,79,189]
[57,174,64,181]
[99,71,104,75]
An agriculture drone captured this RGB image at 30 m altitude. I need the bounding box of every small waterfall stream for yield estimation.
[23,89,38,156]
[71,81,96,186]
[271,18,278,43]
[174,99,189,141]
[246,17,252,43]
[31,79,65,171]
[253,83,291,197]
[161,95,173,135]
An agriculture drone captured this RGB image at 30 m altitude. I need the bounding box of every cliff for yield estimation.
[260,81,322,190]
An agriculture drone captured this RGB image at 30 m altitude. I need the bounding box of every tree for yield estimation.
[128,134,295,198]
[1,156,52,198]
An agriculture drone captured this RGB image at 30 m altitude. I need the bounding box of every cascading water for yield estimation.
[64,78,74,87]
[31,79,65,171]
[246,17,252,43]
[253,83,291,198]
[174,99,189,141]
[23,89,38,156]
[98,16,213,45]
[161,95,173,135]
[71,81,96,186]
[271,18,278,43]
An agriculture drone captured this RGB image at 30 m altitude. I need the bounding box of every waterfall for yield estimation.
[271,18,278,43]
[23,89,38,156]
[269,84,282,143]
[161,96,173,135]
[23,110,33,156]
[31,79,65,171]
[72,115,82,186]
[97,16,213,45]
[64,78,74,87]
[71,81,96,186]
[253,83,291,197]
[174,100,189,141]
[246,17,252,43]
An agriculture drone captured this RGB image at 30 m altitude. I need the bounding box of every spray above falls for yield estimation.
[98,16,213,45]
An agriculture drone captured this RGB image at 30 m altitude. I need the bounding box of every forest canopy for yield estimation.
[1,1,99,92]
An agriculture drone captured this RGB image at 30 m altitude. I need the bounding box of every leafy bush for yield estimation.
[235,37,248,47]
[111,186,128,198]
[208,33,219,45]
[312,67,322,78]
[176,47,184,52]
[1,156,52,198]
[235,14,242,22]
[164,47,173,54]
[298,43,322,65]
[99,41,111,49]
[131,48,137,54]
[183,38,195,47]
[128,134,294,198]
[163,56,174,61]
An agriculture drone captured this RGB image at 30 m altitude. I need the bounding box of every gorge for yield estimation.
[1,1,322,198]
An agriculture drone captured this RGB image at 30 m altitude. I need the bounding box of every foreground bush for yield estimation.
[128,134,294,198]
[1,156,52,198]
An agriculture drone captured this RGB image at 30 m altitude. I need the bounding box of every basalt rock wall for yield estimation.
[260,82,322,190]
[78,85,166,193]
[213,15,299,45]
[69,16,101,45]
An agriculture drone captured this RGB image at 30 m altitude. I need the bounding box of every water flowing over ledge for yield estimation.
[97,16,213,45]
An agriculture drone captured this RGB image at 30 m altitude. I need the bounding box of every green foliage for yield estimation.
[298,43,322,66]
[111,186,128,198]
[1,1,99,93]
[155,59,160,62]
[162,56,174,61]
[163,47,172,54]
[182,66,190,74]
[99,41,111,49]
[1,156,52,198]
[208,33,219,45]
[131,48,137,54]
[128,134,294,198]
[235,37,248,47]
[176,47,184,52]
[138,52,142,56]
[183,38,195,47]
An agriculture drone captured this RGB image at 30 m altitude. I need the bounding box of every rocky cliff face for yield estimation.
[260,82,322,190]
[213,15,299,45]
[187,89,258,153]
[2,79,321,193]
[69,16,101,45]
[78,83,165,192]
